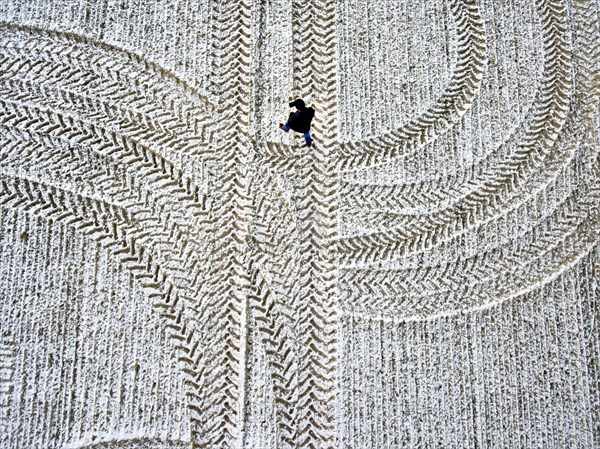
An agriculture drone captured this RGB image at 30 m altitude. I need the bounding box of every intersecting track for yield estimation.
[0,23,225,449]
[341,0,572,220]
[247,0,340,446]
[338,0,573,265]
[289,1,339,447]
[194,1,254,446]
[246,163,305,448]
[1,0,598,446]
[336,0,600,320]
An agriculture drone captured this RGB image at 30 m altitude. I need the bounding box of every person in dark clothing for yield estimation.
[279,99,314,147]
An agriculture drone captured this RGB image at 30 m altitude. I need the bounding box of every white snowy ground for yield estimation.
[0,0,598,448]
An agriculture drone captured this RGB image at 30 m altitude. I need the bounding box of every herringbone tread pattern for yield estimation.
[0,0,598,448]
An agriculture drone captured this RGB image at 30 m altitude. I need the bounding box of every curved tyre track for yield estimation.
[337,0,573,266]
[338,0,487,170]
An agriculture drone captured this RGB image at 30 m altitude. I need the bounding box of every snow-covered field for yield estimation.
[0,0,598,447]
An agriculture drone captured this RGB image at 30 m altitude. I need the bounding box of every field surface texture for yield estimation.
[0,0,598,448]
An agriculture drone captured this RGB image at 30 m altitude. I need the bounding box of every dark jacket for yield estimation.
[287,107,315,133]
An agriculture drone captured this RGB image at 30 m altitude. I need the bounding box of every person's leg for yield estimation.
[304,131,313,147]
